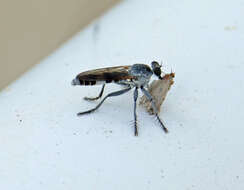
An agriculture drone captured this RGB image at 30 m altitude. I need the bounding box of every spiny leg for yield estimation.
[84,84,105,101]
[77,87,132,116]
[133,87,138,136]
[140,87,168,133]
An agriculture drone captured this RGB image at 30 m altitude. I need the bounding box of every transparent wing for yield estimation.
[76,65,133,82]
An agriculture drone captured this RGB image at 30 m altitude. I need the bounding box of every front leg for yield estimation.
[140,87,168,133]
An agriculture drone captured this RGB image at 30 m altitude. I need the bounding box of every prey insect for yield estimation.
[71,61,168,136]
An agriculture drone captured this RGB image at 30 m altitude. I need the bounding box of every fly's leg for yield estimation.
[84,84,105,101]
[140,87,168,133]
[77,87,132,116]
[133,87,138,136]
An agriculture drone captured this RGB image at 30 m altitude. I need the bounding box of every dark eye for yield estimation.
[153,67,161,76]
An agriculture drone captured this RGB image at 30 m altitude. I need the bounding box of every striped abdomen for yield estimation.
[71,65,134,86]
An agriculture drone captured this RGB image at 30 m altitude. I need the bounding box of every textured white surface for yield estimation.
[1,0,244,189]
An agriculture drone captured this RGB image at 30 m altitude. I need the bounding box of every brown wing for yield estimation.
[75,65,134,85]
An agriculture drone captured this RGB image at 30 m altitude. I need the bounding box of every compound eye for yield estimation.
[151,61,162,78]
[154,67,161,76]
[151,61,160,69]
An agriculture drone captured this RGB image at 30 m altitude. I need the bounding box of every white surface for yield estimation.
[1,0,244,189]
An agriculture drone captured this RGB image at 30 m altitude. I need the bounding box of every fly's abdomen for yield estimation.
[71,77,97,86]
[71,65,132,86]
[71,77,119,86]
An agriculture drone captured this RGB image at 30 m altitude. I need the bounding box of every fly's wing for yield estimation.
[74,65,133,85]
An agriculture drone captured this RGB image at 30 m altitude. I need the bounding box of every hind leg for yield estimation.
[84,84,105,101]
[78,87,131,115]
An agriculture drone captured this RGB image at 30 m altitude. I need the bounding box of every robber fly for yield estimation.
[71,61,168,136]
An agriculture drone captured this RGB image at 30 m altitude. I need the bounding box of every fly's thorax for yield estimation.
[129,64,153,86]
[129,64,153,78]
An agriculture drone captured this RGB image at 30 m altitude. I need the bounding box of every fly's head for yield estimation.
[151,61,163,79]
